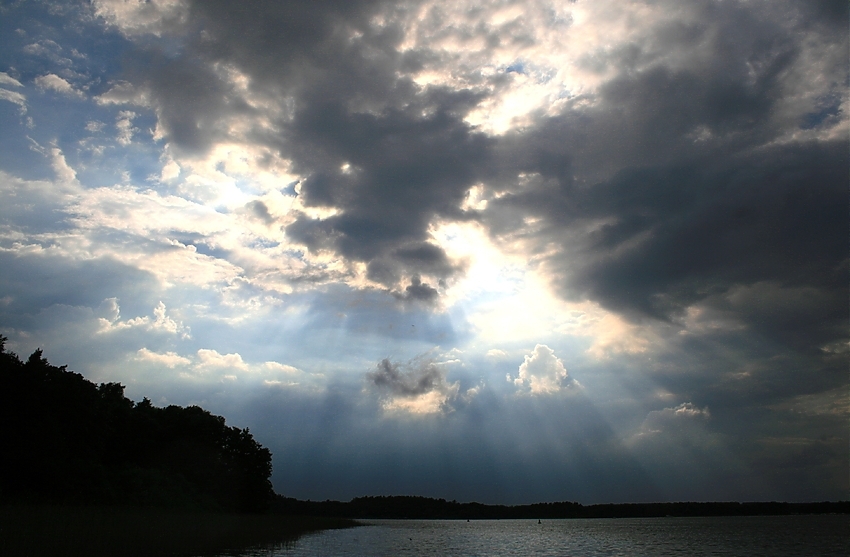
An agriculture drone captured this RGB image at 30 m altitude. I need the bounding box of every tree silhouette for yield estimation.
[0,337,273,512]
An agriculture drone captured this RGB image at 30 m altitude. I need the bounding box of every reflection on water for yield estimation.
[239,515,848,557]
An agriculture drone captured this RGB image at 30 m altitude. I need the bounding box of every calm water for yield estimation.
[240,515,848,557]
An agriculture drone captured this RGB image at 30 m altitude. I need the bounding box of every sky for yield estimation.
[0,0,847,505]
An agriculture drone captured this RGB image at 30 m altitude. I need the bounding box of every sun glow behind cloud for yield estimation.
[0,0,846,504]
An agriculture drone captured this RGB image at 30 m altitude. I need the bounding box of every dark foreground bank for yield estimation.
[0,340,361,556]
[0,504,358,557]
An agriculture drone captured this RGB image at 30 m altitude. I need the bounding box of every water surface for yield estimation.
[239,514,848,556]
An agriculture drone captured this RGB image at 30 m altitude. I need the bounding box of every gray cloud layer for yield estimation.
[115,0,847,323]
[368,356,453,398]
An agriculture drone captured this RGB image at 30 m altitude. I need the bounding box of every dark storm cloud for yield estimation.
[393,275,440,304]
[392,242,455,271]
[448,2,849,497]
[481,0,848,354]
[282,93,490,276]
[488,138,848,352]
[245,200,275,225]
[89,0,844,387]
[367,242,454,302]
[108,0,490,290]
[629,395,848,502]
[367,355,449,397]
[122,50,252,155]
[487,1,822,189]
[560,141,844,320]
[804,0,850,28]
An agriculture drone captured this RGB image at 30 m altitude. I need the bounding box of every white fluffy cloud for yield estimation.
[0,72,23,88]
[508,344,578,395]
[638,402,711,436]
[0,72,26,111]
[97,301,190,339]
[115,110,138,145]
[0,88,26,108]
[195,348,250,372]
[135,347,191,368]
[34,74,85,98]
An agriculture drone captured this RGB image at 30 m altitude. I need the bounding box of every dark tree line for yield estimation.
[0,338,273,512]
[272,495,849,520]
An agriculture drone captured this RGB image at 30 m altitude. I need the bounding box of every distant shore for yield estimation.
[272,495,850,520]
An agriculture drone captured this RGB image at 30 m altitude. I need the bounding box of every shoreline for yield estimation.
[3,500,845,556]
[0,504,359,557]
[271,496,850,520]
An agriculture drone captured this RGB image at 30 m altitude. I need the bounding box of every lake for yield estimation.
[236,514,849,556]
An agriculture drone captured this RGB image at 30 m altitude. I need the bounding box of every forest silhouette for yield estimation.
[0,337,273,513]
